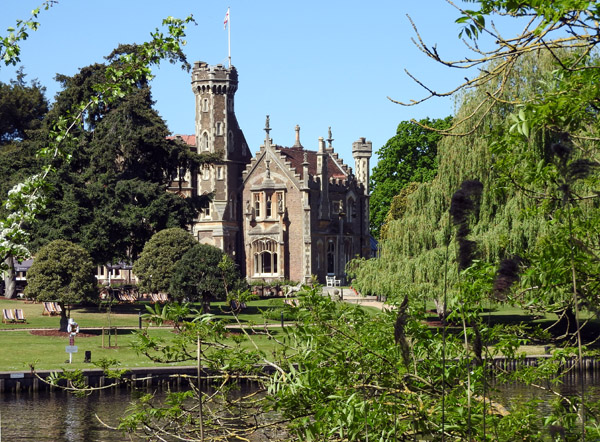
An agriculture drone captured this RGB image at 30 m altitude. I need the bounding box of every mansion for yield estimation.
[169,61,373,284]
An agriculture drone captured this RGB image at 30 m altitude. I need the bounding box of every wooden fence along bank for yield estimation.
[0,366,208,393]
[2,356,600,393]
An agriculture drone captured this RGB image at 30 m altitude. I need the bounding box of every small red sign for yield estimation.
[69,336,74,346]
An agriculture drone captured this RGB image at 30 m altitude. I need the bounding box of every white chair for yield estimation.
[326,276,341,287]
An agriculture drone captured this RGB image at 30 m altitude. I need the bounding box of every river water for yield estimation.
[2,378,600,441]
[0,388,142,441]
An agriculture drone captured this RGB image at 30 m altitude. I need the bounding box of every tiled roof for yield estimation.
[166,136,349,181]
[168,135,196,146]
[276,146,347,180]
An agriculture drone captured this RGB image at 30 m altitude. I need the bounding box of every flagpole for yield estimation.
[227,7,231,68]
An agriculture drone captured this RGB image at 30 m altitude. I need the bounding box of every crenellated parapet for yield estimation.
[192,61,238,95]
[352,137,372,194]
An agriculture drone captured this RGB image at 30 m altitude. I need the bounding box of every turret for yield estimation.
[189,61,249,260]
[352,137,372,194]
[192,61,239,157]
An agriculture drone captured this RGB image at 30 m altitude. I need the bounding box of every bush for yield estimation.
[261,299,300,321]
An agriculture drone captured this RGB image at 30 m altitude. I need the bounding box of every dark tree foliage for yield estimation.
[0,70,47,212]
[170,243,246,310]
[24,46,210,264]
[0,68,48,144]
[0,142,40,219]
[370,116,452,238]
[51,63,109,130]
[0,70,49,298]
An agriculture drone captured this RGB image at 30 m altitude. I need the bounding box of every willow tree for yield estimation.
[353,1,600,323]
[346,3,600,439]
[351,50,557,312]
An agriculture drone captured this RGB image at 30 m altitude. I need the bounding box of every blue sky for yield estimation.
[1,1,494,167]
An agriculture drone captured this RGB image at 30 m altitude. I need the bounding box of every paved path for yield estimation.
[321,286,388,310]
[0,289,389,334]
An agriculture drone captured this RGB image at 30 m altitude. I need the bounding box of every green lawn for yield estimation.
[0,328,286,372]
[0,298,144,329]
[0,297,295,372]
[3,296,589,372]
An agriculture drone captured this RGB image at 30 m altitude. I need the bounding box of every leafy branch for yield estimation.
[391,0,600,136]
[0,1,57,67]
[0,15,196,265]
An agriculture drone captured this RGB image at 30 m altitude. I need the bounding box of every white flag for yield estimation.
[224,8,229,29]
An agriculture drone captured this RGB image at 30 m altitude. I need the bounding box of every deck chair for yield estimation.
[43,302,61,316]
[14,309,26,323]
[150,293,167,303]
[2,309,15,323]
[42,302,53,316]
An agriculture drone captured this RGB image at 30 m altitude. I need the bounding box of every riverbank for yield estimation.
[4,353,600,393]
[0,365,219,393]
[1,292,597,375]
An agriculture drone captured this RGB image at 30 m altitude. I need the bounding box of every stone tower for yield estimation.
[352,137,373,253]
[191,61,251,259]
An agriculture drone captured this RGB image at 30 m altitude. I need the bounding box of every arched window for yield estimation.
[228,131,234,152]
[253,193,261,218]
[202,132,209,150]
[229,193,236,219]
[266,194,272,218]
[327,241,335,274]
[316,240,324,270]
[347,197,355,221]
[252,239,278,276]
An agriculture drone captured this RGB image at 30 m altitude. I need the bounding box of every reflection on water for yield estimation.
[2,375,600,441]
[493,371,600,414]
[0,388,145,442]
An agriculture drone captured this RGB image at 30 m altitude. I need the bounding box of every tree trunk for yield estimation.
[433,298,447,321]
[202,294,211,314]
[59,306,69,332]
[3,256,16,299]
